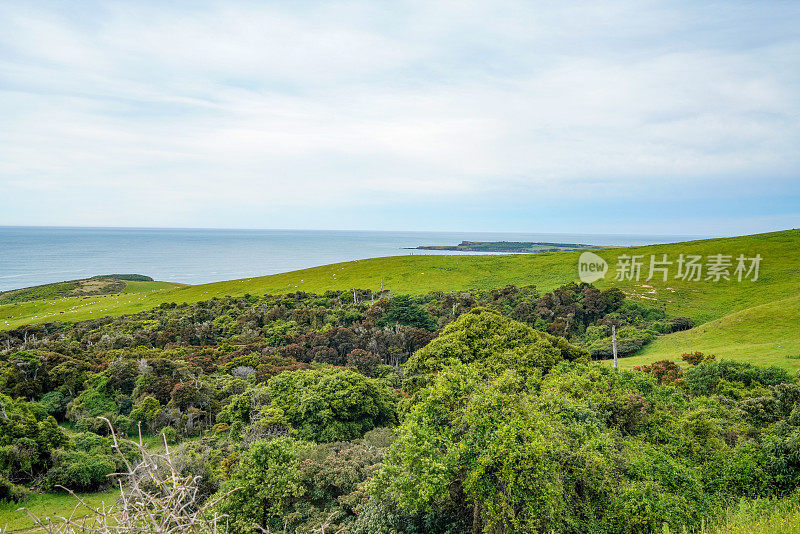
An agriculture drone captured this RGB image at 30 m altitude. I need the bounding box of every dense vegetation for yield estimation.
[0,282,798,533]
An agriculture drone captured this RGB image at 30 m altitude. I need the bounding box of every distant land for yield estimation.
[0,227,698,291]
[0,274,165,304]
[410,240,604,253]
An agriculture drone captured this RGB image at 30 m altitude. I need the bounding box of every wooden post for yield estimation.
[352,288,357,303]
[612,324,618,368]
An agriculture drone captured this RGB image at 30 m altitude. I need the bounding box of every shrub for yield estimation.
[685,361,793,397]
[45,450,117,492]
[346,349,381,377]
[161,426,179,445]
[39,391,70,419]
[23,420,231,534]
[587,327,655,359]
[0,473,30,502]
[633,360,684,385]
[378,295,437,331]
[71,432,108,453]
[403,308,588,394]
[214,437,302,534]
[682,351,715,366]
[129,396,162,434]
[267,367,397,442]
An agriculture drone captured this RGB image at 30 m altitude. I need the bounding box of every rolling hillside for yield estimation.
[1,229,798,369]
[617,292,800,371]
[0,275,178,304]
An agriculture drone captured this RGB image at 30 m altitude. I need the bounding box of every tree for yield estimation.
[376,365,619,533]
[378,295,437,331]
[129,396,162,434]
[215,437,303,533]
[0,395,68,484]
[45,450,116,492]
[346,349,381,377]
[267,367,396,442]
[403,308,589,394]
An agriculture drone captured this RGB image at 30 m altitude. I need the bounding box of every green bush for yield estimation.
[685,361,793,397]
[160,426,179,445]
[403,308,589,394]
[587,326,655,358]
[71,431,108,453]
[214,437,302,534]
[45,450,116,492]
[39,391,70,419]
[378,295,437,331]
[267,367,397,442]
[0,473,30,502]
[0,396,68,484]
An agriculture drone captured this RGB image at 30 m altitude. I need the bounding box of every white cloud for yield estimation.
[0,0,798,230]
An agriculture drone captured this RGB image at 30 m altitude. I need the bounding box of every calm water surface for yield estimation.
[0,227,704,292]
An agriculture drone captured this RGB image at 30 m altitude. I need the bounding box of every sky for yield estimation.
[1,0,799,235]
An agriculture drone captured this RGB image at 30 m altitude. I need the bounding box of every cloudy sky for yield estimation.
[1,0,798,235]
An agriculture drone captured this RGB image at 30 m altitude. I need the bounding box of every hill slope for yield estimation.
[616,292,800,371]
[1,229,798,337]
[0,275,168,304]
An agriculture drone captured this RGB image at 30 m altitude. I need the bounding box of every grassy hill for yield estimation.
[616,292,800,371]
[0,275,177,304]
[1,229,798,369]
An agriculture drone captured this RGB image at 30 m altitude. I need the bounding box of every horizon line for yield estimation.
[0,224,712,239]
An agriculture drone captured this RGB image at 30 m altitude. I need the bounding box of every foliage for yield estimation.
[683,351,716,366]
[376,346,800,533]
[403,308,589,394]
[0,395,68,485]
[44,450,116,492]
[11,422,230,534]
[0,474,30,503]
[128,396,162,434]
[267,367,397,442]
[377,295,437,331]
[1,271,799,533]
[346,348,381,377]
[684,360,792,397]
[215,437,303,533]
[633,359,684,385]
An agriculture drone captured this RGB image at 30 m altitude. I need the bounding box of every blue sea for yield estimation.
[0,227,704,292]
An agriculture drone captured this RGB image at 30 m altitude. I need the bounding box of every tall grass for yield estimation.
[702,495,800,534]
[661,494,800,534]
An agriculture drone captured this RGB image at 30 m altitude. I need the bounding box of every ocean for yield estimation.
[0,227,704,292]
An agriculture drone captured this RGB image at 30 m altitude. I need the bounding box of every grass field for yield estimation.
[0,276,175,305]
[0,282,183,330]
[0,488,119,533]
[616,292,800,371]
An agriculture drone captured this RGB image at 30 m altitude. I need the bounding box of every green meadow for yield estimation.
[0,489,119,533]
[617,292,800,371]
